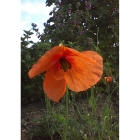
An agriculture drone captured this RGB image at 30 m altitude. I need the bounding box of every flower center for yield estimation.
[60,58,71,72]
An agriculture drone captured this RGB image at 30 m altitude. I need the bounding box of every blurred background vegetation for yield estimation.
[21,0,119,104]
[21,0,119,139]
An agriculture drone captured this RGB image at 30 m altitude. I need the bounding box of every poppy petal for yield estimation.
[81,51,103,65]
[28,46,63,78]
[64,52,103,92]
[43,62,66,102]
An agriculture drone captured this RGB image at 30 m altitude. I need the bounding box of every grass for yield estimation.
[28,83,119,140]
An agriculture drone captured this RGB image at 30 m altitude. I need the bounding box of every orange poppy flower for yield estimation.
[28,45,103,102]
[104,76,112,83]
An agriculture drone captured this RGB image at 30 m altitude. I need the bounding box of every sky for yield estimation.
[21,0,55,43]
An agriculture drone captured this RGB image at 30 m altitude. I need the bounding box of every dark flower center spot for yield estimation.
[60,58,71,72]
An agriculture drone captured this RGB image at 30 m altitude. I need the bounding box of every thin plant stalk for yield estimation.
[64,85,69,140]
[90,86,96,118]
[72,92,76,103]
[45,94,51,114]
[97,27,99,48]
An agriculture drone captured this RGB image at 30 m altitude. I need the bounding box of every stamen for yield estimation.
[60,58,71,72]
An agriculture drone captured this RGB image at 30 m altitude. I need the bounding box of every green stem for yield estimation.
[64,85,69,140]
[90,86,95,118]
[45,94,51,114]
[72,91,75,103]
[44,94,48,113]
[97,27,99,48]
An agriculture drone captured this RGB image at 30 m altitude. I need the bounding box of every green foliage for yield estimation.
[44,0,119,67]
[28,88,119,140]
[21,0,119,104]
[21,30,52,104]
[21,0,119,138]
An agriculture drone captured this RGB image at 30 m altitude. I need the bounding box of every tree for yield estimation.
[21,0,119,103]
[43,0,119,75]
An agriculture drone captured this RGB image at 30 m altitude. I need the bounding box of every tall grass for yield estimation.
[31,83,119,140]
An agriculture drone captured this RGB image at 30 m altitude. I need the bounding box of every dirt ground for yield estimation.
[21,101,46,140]
[21,94,119,140]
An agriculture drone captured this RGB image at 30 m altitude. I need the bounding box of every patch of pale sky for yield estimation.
[21,2,54,16]
[21,1,55,43]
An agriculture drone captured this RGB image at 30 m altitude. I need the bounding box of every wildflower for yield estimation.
[88,41,91,45]
[68,9,72,14]
[79,31,84,35]
[59,1,62,5]
[85,1,88,4]
[88,4,92,9]
[104,76,112,83]
[114,8,117,11]
[28,45,103,102]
